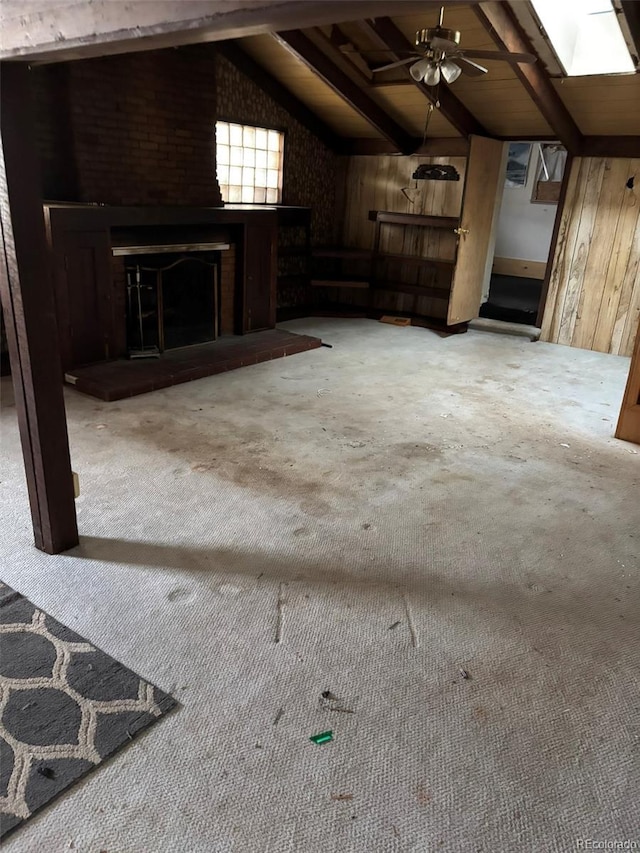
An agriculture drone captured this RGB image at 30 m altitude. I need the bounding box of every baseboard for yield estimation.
[492,257,546,280]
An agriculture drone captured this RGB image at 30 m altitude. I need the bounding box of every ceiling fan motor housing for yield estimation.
[415,26,461,50]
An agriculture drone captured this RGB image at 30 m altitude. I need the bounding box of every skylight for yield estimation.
[530,0,635,76]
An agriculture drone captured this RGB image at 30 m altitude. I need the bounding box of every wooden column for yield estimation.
[616,321,640,445]
[0,62,79,553]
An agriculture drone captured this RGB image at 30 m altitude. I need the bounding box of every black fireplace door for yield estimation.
[126,253,218,353]
[161,256,217,350]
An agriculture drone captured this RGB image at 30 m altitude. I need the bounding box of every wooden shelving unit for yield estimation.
[314,136,506,326]
[311,209,460,317]
[275,206,312,312]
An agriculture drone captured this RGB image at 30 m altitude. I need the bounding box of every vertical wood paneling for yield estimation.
[338,154,466,320]
[541,159,583,343]
[541,156,640,357]
[341,155,466,250]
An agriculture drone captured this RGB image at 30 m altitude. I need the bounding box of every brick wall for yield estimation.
[32,43,339,314]
[33,45,337,225]
[216,54,338,246]
[33,46,222,207]
[216,53,339,308]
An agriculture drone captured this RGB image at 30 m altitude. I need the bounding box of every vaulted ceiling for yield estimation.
[227,1,640,154]
[2,0,638,155]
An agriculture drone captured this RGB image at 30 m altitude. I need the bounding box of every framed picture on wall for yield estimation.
[505,142,532,188]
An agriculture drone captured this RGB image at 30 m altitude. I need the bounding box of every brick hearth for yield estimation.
[64,329,322,401]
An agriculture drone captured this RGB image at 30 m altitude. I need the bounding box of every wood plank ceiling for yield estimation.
[236,1,640,149]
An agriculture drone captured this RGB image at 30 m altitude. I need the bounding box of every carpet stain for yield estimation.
[394,442,442,459]
[416,784,432,805]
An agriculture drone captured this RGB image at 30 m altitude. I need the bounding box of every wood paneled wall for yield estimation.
[341,155,466,250]
[541,157,640,357]
[336,155,466,318]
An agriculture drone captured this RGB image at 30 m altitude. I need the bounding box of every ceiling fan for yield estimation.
[346,6,537,86]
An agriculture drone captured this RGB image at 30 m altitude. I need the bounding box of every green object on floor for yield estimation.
[310,730,333,745]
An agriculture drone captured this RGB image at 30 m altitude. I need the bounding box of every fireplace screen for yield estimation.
[125,253,219,356]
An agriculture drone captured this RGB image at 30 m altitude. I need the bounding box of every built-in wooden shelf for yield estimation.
[368,210,460,230]
[372,280,449,300]
[278,245,310,258]
[376,252,455,269]
[311,278,370,289]
[312,247,373,260]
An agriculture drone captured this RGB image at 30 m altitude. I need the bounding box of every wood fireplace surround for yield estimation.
[43,203,283,373]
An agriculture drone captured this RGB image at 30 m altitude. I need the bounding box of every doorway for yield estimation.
[481,141,567,327]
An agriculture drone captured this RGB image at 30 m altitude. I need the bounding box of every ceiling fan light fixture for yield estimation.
[409,58,431,82]
[441,59,462,83]
[424,64,441,86]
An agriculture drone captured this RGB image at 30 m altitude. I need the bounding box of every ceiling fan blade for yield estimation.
[371,56,420,73]
[458,49,537,64]
[456,56,488,77]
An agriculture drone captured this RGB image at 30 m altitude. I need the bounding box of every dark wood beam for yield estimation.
[357,17,488,139]
[274,29,416,154]
[216,40,344,152]
[310,26,375,89]
[496,135,559,143]
[345,137,470,156]
[620,1,640,64]
[1,1,445,63]
[581,136,640,158]
[474,1,583,154]
[0,63,78,554]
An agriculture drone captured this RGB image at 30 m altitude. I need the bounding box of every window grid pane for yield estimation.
[215,120,284,205]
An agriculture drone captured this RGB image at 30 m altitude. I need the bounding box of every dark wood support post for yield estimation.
[0,62,79,554]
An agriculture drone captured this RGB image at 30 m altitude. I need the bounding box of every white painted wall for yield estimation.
[494,146,557,263]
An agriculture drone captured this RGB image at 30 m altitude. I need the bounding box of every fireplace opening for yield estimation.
[123,249,226,357]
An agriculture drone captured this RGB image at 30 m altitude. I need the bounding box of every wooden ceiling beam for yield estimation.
[345,137,470,156]
[474,1,584,154]
[356,17,488,139]
[216,41,344,152]
[581,136,640,158]
[274,29,416,153]
[1,1,444,63]
[620,1,640,65]
[310,25,375,90]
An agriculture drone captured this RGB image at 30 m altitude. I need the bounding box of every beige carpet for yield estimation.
[0,319,638,852]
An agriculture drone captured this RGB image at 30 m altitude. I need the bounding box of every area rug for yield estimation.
[0,582,176,839]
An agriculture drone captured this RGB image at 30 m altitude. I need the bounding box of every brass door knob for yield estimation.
[454,227,470,235]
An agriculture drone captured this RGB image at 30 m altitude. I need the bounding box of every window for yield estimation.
[215,121,284,204]
[530,0,635,76]
[505,143,532,188]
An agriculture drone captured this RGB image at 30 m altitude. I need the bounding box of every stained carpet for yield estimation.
[0,582,176,839]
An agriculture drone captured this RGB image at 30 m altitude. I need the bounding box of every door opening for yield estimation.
[481,141,567,327]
